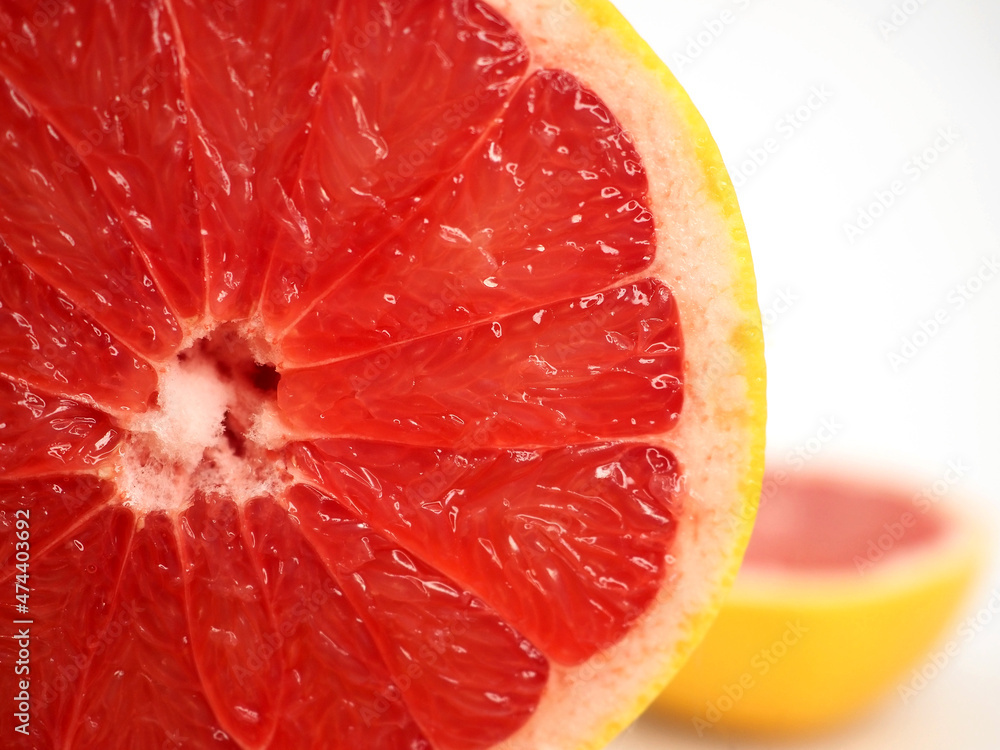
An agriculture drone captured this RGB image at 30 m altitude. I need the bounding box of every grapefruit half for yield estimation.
[0,1,764,748]
[653,467,985,736]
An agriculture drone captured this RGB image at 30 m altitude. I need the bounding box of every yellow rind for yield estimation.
[567,1,766,747]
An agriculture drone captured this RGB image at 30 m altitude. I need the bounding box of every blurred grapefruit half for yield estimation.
[653,467,985,736]
[0,1,764,748]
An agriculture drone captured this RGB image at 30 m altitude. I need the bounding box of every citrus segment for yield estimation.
[0,82,182,360]
[165,0,341,321]
[280,278,681,447]
[0,0,205,320]
[0,477,116,577]
[243,496,432,749]
[0,502,132,748]
[179,494,284,749]
[0,380,121,480]
[64,511,241,749]
[290,484,549,749]
[262,0,530,332]
[277,68,654,363]
[0,494,130,747]
[0,249,157,413]
[290,440,680,665]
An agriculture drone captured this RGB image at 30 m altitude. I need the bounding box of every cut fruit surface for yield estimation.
[652,467,985,736]
[0,1,764,749]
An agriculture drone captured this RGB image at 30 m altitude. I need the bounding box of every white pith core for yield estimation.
[114,330,288,513]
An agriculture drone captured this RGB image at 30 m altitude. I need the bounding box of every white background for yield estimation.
[604,1,1000,749]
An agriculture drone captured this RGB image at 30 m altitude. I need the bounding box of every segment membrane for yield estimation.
[0,379,120,480]
[165,0,341,320]
[0,82,182,360]
[290,483,549,748]
[0,0,206,319]
[290,439,682,664]
[280,68,654,363]
[0,247,158,413]
[262,0,530,330]
[280,279,682,447]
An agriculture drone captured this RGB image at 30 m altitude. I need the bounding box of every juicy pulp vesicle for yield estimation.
[0,1,689,747]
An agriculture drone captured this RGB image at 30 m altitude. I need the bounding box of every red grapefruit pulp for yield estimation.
[0,1,764,748]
